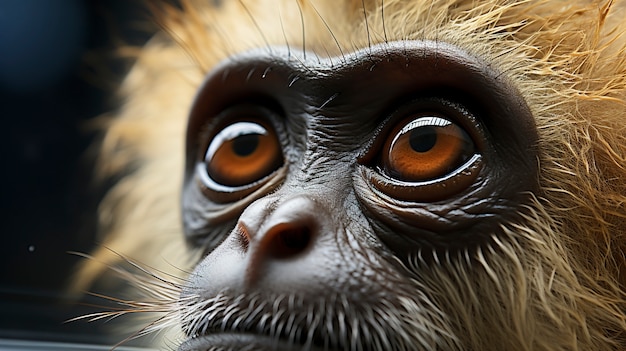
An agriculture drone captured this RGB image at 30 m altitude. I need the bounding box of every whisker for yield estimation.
[307,0,346,61]
[380,0,388,44]
[296,0,307,60]
[69,251,185,348]
[278,6,291,59]
[237,0,272,54]
[361,0,372,52]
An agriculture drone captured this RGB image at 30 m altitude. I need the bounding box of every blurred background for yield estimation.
[0,0,158,345]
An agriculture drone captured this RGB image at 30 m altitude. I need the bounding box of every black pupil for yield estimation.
[409,126,437,153]
[232,134,260,156]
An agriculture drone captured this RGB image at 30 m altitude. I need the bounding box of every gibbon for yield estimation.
[74,0,626,350]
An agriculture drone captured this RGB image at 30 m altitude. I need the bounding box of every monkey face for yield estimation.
[76,0,626,350]
[178,41,539,350]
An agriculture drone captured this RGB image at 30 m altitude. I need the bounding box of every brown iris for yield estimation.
[205,121,283,187]
[381,115,475,182]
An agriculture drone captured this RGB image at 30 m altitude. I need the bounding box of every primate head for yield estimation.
[74,0,626,350]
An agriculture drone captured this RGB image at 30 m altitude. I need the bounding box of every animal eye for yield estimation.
[380,115,476,182]
[204,120,283,187]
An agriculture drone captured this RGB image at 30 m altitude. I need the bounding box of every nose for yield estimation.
[238,195,325,285]
[183,194,342,297]
[252,220,313,259]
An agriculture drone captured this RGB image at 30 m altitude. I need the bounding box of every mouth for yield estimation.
[177,292,404,351]
[177,292,341,351]
[177,333,334,351]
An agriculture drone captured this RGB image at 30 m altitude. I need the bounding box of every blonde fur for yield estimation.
[74,0,626,349]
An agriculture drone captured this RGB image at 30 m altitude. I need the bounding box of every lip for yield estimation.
[178,333,334,351]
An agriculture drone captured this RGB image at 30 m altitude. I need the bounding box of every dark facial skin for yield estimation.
[179,40,538,350]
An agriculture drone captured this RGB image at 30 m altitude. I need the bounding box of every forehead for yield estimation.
[185,40,495,139]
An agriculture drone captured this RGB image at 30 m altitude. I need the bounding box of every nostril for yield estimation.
[265,223,312,259]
